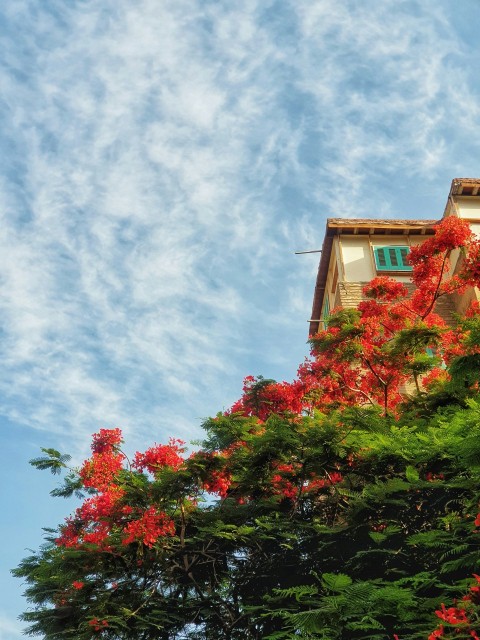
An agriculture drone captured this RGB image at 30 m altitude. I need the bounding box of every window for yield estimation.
[373,246,412,272]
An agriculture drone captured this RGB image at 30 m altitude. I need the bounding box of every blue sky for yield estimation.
[1,0,480,636]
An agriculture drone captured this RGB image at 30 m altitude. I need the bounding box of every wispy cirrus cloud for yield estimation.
[1,0,480,458]
[1,4,277,409]
[286,0,480,215]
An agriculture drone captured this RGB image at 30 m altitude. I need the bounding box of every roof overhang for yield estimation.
[444,178,480,216]
[449,178,480,197]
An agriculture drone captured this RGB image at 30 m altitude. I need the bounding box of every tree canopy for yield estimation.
[14,216,480,639]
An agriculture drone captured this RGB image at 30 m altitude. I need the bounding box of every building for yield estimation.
[309,178,480,336]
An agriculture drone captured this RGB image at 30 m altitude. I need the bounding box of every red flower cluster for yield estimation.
[363,277,408,302]
[56,516,110,549]
[305,472,343,492]
[88,618,109,632]
[203,469,232,498]
[229,376,304,421]
[122,507,175,547]
[80,451,124,491]
[78,428,125,492]
[425,472,444,482]
[295,216,480,415]
[91,428,123,454]
[428,626,444,640]
[409,215,472,261]
[188,449,234,498]
[435,603,469,624]
[133,438,185,474]
[428,574,480,639]
[57,430,178,551]
[408,217,477,314]
[270,465,343,500]
[271,464,298,500]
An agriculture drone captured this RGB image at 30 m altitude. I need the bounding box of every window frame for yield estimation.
[373,245,412,272]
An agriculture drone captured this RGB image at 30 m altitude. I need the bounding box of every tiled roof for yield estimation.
[327,218,437,226]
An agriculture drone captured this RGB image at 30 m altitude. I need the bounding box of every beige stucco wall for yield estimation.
[339,235,426,283]
[456,197,480,219]
[340,237,374,282]
[470,222,480,237]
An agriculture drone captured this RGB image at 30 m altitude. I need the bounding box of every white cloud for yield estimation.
[1,0,480,454]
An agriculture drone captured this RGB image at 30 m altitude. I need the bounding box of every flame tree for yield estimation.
[14,216,480,639]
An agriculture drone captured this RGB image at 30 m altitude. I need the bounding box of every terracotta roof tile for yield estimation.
[327,218,438,227]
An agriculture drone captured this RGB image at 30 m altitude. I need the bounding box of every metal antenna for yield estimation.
[294,249,322,255]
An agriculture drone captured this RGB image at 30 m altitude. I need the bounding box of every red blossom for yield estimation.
[133,438,185,474]
[80,450,124,491]
[188,450,233,498]
[88,618,109,632]
[421,368,450,391]
[428,625,444,640]
[363,277,408,302]
[228,376,305,420]
[81,521,112,547]
[304,472,343,493]
[271,475,297,499]
[122,507,175,547]
[56,518,80,548]
[270,463,298,499]
[466,301,480,318]
[203,469,232,498]
[409,216,473,261]
[79,485,125,520]
[72,581,84,589]
[435,603,468,624]
[91,428,123,454]
[56,484,127,550]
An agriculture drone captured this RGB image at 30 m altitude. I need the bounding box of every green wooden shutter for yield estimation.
[374,246,412,271]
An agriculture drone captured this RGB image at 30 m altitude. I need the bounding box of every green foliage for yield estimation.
[14,393,480,639]
[387,324,443,357]
[30,448,72,474]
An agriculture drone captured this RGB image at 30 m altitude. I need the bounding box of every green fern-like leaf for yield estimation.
[271,585,319,602]
[321,573,353,592]
[440,550,480,573]
[30,449,71,475]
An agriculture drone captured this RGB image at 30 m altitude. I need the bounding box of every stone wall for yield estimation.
[335,282,457,326]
